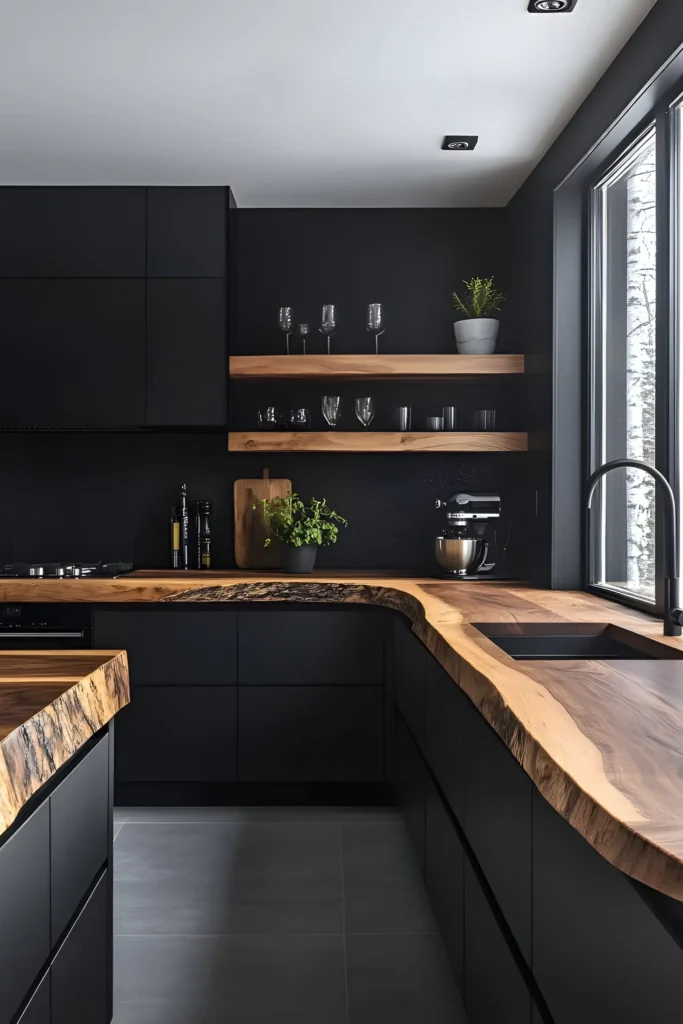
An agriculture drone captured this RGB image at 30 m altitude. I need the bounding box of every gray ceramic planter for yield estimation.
[281,543,318,574]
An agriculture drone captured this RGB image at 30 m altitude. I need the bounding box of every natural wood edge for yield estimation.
[228,431,528,453]
[229,354,525,379]
[0,651,130,836]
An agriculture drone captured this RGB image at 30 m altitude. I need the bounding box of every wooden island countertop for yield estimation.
[2,570,683,899]
[0,650,129,837]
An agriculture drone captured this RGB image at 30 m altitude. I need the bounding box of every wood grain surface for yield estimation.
[229,353,525,379]
[233,470,291,568]
[0,650,129,836]
[228,431,529,453]
[2,572,683,899]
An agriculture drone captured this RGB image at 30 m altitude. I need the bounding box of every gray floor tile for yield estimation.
[346,933,466,1024]
[113,823,124,842]
[114,805,400,823]
[115,934,347,1024]
[115,822,343,935]
[342,822,437,934]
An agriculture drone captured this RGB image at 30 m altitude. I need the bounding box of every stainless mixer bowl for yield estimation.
[435,536,485,576]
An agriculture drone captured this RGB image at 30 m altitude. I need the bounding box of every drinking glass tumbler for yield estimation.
[355,397,375,428]
[260,406,279,430]
[395,406,412,431]
[426,416,444,431]
[289,408,312,430]
[442,406,457,431]
[322,396,342,429]
[474,409,496,430]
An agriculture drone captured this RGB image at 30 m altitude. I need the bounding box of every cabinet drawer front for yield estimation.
[16,972,50,1024]
[239,610,385,686]
[50,734,110,944]
[115,686,237,782]
[51,872,109,1024]
[0,801,50,1024]
[238,686,384,781]
[94,608,237,685]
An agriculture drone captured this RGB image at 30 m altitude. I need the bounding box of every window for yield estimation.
[589,127,657,604]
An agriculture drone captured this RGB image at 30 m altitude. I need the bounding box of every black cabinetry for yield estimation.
[425,778,464,992]
[16,974,50,1024]
[393,618,427,749]
[0,185,231,428]
[51,872,109,1024]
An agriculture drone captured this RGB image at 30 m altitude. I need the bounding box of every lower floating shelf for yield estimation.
[228,431,528,453]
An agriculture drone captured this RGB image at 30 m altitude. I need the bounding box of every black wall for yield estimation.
[0,204,531,574]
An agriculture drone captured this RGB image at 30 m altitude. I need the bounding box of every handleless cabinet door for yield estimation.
[425,654,466,821]
[16,972,50,1024]
[393,618,427,751]
[0,800,50,1024]
[50,734,110,944]
[239,610,385,686]
[425,777,464,992]
[146,187,227,276]
[146,278,227,426]
[51,872,109,1024]
[393,711,427,875]
[94,607,237,685]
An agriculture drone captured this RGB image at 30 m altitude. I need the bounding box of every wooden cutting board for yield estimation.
[233,469,292,568]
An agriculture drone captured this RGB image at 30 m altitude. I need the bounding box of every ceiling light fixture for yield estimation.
[527,0,576,11]
[441,136,478,152]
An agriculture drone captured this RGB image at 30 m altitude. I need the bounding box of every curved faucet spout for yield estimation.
[585,458,682,637]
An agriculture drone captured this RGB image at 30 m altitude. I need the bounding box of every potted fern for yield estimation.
[452,276,505,354]
[254,493,347,573]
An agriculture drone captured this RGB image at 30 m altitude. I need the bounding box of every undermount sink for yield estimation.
[472,623,683,661]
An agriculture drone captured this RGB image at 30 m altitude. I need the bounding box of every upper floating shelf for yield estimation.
[229,354,524,381]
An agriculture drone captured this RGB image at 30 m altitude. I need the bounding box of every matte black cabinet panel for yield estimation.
[16,972,50,1024]
[51,872,109,1024]
[115,686,237,782]
[533,789,683,1023]
[425,778,464,993]
[425,654,466,821]
[146,187,227,277]
[464,705,532,964]
[393,711,427,875]
[50,734,109,944]
[146,278,227,425]
[238,686,384,781]
[0,800,50,1024]
[238,610,384,686]
[0,187,146,277]
[94,608,237,684]
[393,618,427,750]
[0,279,146,426]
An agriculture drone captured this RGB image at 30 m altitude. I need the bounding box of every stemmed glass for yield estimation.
[319,305,337,354]
[355,397,375,429]
[297,323,310,354]
[322,396,342,429]
[366,303,385,355]
[278,307,293,355]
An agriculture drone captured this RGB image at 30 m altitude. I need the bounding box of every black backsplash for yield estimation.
[0,205,530,575]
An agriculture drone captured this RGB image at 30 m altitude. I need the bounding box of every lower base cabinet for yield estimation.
[425,779,464,992]
[52,871,109,1024]
[394,712,427,874]
[17,974,50,1024]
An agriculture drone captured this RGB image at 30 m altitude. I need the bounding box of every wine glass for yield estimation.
[319,304,337,354]
[278,307,293,355]
[366,303,385,355]
[289,408,312,430]
[322,396,342,429]
[355,397,375,429]
[297,323,310,355]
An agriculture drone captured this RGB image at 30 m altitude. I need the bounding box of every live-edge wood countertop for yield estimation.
[2,571,683,900]
[0,650,129,837]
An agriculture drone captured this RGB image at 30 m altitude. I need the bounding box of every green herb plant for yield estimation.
[255,493,347,549]
[452,276,505,319]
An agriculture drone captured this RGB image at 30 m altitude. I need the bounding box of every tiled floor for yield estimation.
[113,806,467,1023]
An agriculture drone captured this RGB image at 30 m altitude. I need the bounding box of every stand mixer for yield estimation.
[434,492,503,578]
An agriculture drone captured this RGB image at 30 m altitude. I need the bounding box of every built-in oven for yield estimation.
[0,605,93,649]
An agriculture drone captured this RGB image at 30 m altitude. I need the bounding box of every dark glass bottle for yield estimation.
[195,500,213,569]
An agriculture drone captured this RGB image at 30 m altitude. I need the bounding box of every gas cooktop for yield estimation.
[0,561,134,579]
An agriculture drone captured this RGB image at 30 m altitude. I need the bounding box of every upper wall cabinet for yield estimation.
[146,187,227,277]
[0,188,146,277]
[0,279,146,427]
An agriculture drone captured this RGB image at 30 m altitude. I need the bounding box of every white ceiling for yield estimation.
[0,0,657,207]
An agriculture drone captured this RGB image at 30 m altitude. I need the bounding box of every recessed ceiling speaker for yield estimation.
[528,0,576,11]
[441,136,478,152]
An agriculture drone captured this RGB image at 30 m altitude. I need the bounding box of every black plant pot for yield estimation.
[281,543,318,574]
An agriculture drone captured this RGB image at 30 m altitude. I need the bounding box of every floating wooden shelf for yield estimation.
[229,354,524,380]
[228,431,528,453]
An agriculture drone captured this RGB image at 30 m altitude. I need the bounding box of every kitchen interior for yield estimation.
[1,0,683,1022]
